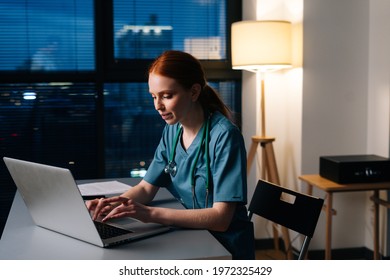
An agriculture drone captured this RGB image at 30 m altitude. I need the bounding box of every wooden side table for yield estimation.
[298,174,390,260]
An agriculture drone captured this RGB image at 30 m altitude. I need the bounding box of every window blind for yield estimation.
[113,0,226,60]
[0,0,95,71]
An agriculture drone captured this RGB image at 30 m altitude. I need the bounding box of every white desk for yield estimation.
[0,178,231,260]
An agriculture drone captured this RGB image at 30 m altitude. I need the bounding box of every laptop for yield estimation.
[3,157,171,247]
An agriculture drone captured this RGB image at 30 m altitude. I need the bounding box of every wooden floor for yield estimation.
[255,249,287,260]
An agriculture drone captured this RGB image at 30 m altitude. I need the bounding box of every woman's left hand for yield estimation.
[101,196,151,223]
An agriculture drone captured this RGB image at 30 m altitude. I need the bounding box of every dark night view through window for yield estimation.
[113,0,226,60]
[0,0,241,238]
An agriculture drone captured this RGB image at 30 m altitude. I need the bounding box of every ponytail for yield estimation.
[199,84,233,122]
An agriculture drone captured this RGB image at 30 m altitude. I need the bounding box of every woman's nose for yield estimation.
[154,98,164,111]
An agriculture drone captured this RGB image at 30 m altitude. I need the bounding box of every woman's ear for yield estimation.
[191,84,201,102]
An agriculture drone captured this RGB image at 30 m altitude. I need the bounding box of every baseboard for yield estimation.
[308,247,370,260]
[255,238,390,260]
[308,247,389,260]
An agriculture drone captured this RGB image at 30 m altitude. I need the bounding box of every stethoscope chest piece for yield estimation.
[164,160,177,177]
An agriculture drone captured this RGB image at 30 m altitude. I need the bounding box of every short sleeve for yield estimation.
[209,117,247,204]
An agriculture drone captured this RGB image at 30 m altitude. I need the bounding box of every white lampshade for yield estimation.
[231,20,292,72]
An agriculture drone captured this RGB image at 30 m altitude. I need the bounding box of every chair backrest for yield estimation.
[249,180,324,259]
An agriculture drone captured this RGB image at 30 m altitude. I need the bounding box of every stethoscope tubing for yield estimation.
[164,115,211,209]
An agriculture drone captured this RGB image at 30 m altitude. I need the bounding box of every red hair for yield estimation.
[149,50,232,120]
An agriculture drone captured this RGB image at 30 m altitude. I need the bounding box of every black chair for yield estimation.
[249,179,324,260]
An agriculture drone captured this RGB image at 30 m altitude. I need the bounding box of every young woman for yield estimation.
[88,50,255,259]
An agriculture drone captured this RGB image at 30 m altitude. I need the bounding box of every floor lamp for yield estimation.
[231,20,294,259]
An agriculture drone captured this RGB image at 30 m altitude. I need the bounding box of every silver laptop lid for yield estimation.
[4,157,171,247]
[3,157,104,247]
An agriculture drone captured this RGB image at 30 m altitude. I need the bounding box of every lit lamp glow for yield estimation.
[231,20,292,136]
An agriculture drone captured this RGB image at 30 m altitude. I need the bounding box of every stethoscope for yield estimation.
[164,116,211,209]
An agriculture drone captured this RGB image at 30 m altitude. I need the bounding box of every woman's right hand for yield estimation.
[86,197,116,220]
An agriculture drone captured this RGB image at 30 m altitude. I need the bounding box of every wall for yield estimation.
[302,0,369,250]
[367,0,390,255]
[304,0,390,253]
[243,0,390,254]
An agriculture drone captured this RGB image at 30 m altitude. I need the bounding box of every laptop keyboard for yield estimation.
[94,221,133,239]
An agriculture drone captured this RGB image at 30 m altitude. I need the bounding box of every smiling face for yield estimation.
[149,73,201,126]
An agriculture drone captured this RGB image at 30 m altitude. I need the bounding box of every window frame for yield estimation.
[0,0,242,82]
[98,0,242,82]
[0,0,243,176]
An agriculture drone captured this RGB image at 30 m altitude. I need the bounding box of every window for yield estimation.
[113,0,227,60]
[0,0,242,238]
[0,0,94,71]
[0,82,98,176]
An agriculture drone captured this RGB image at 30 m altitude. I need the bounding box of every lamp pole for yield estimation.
[258,71,266,137]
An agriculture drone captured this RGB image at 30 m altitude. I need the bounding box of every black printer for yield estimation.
[319,154,390,184]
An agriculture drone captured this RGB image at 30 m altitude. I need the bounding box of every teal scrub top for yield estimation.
[143,111,255,259]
